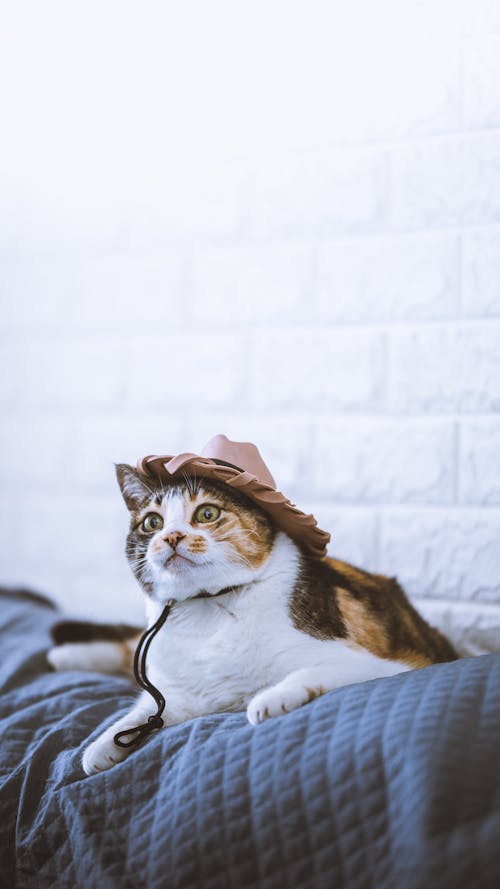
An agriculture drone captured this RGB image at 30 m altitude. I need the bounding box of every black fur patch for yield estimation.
[51,620,141,645]
[290,556,348,640]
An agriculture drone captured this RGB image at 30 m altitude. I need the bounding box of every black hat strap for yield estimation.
[113,584,243,750]
[114,598,176,749]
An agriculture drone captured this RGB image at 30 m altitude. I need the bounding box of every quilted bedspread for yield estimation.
[1,589,500,889]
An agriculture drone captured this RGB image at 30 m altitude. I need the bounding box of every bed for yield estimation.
[1,587,500,889]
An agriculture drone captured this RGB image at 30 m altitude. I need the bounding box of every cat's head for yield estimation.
[116,464,277,602]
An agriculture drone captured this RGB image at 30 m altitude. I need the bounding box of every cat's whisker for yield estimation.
[222,550,255,574]
[181,471,193,497]
[134,569,151,581]
[216,535,261,569]
[181,469,201,498]
[128,552,154,584]
[128,557,150,573]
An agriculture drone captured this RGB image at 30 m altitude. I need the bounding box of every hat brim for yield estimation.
[136,453,330,559]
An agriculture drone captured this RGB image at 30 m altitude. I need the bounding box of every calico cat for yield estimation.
[48,464,456,775]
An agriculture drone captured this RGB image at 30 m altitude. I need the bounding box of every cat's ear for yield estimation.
[115,464,154,511]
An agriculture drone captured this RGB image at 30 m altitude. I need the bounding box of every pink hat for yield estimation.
[136,434,330,558]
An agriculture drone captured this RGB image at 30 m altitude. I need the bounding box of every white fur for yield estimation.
[48,641,130,675]
[81,504,410,774]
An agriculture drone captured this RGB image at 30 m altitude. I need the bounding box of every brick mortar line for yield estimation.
[454,421,461,505]
[3,316,500,345]
[8,120,497,190]
[457,231,465,317]
[219,123,500,168]
[194,317,500,332]
[2,222,500,263]
[2,221,500,259]
[242,223,500,246]
[375,503,500,513]
[1,408,500,423]
[1,408,499,421]
[458,28,466,131]
[413,596,500,614]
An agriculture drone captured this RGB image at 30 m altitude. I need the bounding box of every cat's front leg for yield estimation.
[247,652,411,725]
[246,667,336,725]
[82,692,159,775]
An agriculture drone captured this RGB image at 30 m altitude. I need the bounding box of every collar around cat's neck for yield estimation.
[193,583,246,601]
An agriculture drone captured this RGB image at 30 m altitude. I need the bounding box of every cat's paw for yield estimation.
[82,731,129,775]
[247,682,325,726]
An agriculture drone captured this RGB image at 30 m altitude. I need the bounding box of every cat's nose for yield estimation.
[163,530,185,549]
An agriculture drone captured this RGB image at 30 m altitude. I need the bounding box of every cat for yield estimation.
[48,463,457,775]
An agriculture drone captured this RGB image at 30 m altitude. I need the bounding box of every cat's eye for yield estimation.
[141,513,164,533]
[194,504,221,524]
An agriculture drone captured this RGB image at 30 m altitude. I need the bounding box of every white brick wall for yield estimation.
[0,0,499,653]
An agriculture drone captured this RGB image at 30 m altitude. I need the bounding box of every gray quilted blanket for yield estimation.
[1,588,499,889]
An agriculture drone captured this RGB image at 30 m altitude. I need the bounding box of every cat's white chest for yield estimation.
[147,576,302,720]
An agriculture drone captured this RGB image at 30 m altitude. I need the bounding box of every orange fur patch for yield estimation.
[207,490,275,569]
[336,588,391,658]
[336,587,434,668]
[188,535,208,553]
